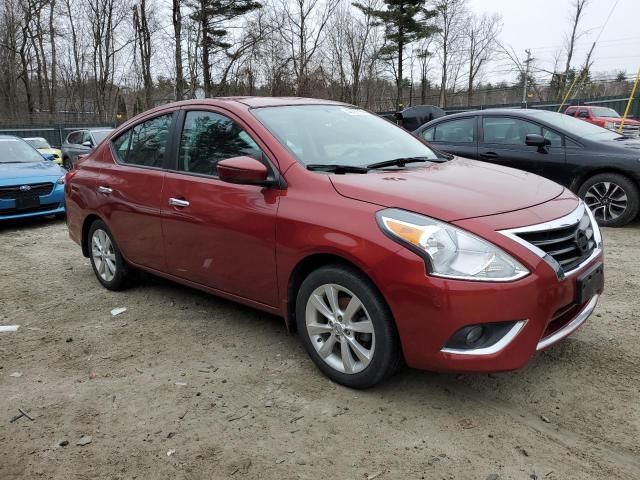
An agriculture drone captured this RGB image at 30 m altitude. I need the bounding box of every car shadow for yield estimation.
[0,214,65,233]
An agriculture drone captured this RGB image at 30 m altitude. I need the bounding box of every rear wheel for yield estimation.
[578,173,639,227]
[88,220,133,290]
[295,265,401,388]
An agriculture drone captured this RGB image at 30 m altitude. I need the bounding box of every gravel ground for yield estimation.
[1,217,639,480]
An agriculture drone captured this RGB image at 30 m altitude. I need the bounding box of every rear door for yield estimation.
[95,112,175,271]
[161,108,280,306]
[418,116,478,159]
[477,115,569,185]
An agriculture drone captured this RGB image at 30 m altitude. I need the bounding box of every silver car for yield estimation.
[61,128,113,170]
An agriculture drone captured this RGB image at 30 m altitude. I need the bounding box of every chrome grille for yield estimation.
[0,182,54,200]
[515,210,596,272]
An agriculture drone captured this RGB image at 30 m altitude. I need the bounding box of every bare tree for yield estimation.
[465,12,501,106]
[433,0,468,107]
[559,0,588,97]
[172,0,185,100]
[279,0,339,96]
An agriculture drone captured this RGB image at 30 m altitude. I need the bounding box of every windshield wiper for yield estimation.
[306,164,370,174]
[366,156,434,169]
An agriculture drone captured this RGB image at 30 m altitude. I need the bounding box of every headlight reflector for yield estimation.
[378,209,529,281]
[56,175,65,185]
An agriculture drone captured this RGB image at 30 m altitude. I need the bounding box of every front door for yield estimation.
[477,116,568,185]
[161,109,280,307]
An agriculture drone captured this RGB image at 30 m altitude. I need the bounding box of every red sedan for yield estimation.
[65,97,604,388]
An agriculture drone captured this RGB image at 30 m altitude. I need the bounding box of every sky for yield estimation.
[467,0,640,83]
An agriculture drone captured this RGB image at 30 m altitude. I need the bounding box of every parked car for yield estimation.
[65,98,603,388]
[61,128,113,170]
[414,108,640,227]
[23,137,63,166]
[0,135,66,220]
[564,105,640,137]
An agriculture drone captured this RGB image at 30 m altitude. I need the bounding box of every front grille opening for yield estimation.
[0,182,54,200]
[515,211,596,273]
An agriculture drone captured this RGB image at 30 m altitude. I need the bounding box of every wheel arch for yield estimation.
[570,167,639,193]
[81,213,103,257]
[285,253,390,334]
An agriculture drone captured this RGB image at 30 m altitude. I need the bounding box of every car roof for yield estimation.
[0,134,22,141]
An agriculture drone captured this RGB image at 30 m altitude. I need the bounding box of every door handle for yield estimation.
[479,151,498,159]
[168,197,190,208]
[97,186,113,194]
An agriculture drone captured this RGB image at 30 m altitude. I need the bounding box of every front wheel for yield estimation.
[88,220,133,290]
[578,173,639,227]
[295,265,401,388]
[63,157,72,171]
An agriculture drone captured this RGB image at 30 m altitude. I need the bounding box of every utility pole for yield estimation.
[522,49,532,108]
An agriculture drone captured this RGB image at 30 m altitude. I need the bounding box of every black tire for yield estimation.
[295,264,401,389]
[578,173,639,227]
[87,219,133,291]
[63,157,72,171]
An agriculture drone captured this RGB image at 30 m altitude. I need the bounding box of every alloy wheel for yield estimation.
[91,229,117,282]
[584,181,628,222]
[305,284,375,374]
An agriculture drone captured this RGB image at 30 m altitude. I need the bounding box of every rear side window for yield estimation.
[112,114,173,168]
[430,118,475,143]
[421,127,434,141]
[565,108,575,116]
[177,110,262,176]
[577,108,589,118]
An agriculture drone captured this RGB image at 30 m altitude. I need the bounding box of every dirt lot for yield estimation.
[1,217,639,480]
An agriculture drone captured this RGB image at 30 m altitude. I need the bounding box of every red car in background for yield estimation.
[65,97,604,388]
[564,105,640,137]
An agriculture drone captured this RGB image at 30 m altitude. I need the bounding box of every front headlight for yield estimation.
[377,209,529,281]
[604,121,615,130]
[56,175,65,185]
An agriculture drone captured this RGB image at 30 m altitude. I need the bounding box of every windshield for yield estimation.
[590,107,620,118]
[25,138,51,149]
[252,105,438,167]
[0,138,46,163]
[91,129,113,144]
[533,110,623,140]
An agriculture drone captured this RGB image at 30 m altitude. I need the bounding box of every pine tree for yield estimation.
[354,0,438,110]
[188,0,262,97]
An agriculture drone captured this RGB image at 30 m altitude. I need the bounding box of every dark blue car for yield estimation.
[0,135,66,221]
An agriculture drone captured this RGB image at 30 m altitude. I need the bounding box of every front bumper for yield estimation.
[0,183,65,220]
[370,200,603,373]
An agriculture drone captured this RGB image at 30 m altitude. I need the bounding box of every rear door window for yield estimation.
[577,108,589,118]
[430,118,475,143]
[111,114,173,168]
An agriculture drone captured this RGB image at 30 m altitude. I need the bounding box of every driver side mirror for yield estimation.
[42,153,55,161]
[82,140,93,148]
[525,134,551,148]
[217,156,270,186]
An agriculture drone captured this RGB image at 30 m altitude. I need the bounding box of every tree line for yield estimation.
[0,0,633,122]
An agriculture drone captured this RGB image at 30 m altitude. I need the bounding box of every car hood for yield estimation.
[595,117,640,125]
[329,157,565,222]
[0,161,65,183]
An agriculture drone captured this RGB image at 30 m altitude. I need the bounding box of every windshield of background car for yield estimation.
[535,111,622,140]
[91,130,113,144]
[252,105,438,166]
[590,107,620,118]
[25,138,50,149]
[0,138,45,163]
